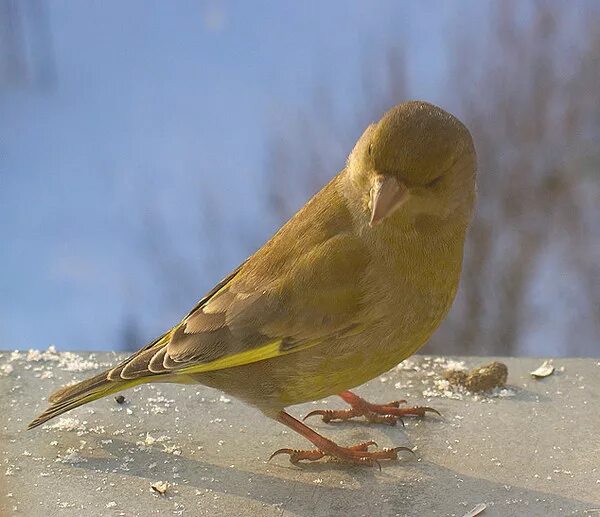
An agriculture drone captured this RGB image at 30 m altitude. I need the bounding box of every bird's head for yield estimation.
[346,101,476,229]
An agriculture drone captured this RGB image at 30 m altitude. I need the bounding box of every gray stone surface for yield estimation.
[1,350,599,516]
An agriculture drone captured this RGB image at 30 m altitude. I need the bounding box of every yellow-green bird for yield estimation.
[29,101,476,466]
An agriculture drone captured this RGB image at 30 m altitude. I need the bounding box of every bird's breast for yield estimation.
[366,229,464,353]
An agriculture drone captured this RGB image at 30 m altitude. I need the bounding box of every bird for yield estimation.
[29,100,477,467]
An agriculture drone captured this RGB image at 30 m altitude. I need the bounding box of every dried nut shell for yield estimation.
[530,360,555,378]
[444,361,508,392]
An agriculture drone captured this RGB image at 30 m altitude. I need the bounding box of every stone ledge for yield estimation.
[1,351,599,516]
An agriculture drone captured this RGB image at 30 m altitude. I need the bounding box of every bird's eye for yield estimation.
[368,143,373,156]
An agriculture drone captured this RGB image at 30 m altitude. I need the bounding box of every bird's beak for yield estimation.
[369,175,408,226]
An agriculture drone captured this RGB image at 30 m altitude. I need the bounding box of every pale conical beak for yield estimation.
[369,175,408,226]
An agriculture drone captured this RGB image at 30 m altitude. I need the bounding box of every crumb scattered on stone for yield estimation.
[114,395,126,404]
[151,481,169,495]
[0,363,14,375]
[162,444,182,456]
[22,346,100,372]
[42,417,106,436]
[462,503,487,517]
[56,448,87,465]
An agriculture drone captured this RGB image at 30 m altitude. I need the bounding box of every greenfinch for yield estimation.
[29,101,476,466]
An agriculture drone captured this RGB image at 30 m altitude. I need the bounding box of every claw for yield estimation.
[269,448,325,464]
[423,406,441,417]
[269,448,294,462]
[303,409,329,422]
[393,405,441,417]
[390,446,415,456]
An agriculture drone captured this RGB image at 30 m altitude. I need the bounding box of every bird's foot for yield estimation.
[304,390,440,426]
[270,440,411,468]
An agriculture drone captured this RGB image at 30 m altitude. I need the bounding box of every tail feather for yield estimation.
[28,331,174,430]
[28,371,142,430]
[48,371,110,404]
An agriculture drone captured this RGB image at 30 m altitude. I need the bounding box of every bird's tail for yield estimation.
[27,370,143,430]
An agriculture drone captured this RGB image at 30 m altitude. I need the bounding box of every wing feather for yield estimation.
[109,176,369,381]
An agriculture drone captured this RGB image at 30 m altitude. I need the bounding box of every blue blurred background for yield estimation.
[1,1,599,356]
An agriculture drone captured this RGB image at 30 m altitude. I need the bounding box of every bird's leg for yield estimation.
[304,390,439,426]
[269,410,411,467]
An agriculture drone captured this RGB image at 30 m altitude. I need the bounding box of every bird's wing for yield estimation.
[108,177,370,381]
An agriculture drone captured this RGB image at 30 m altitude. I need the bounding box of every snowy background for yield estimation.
[1,1,598,355]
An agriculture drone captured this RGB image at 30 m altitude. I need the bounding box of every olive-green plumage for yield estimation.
[29,100,476,429]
